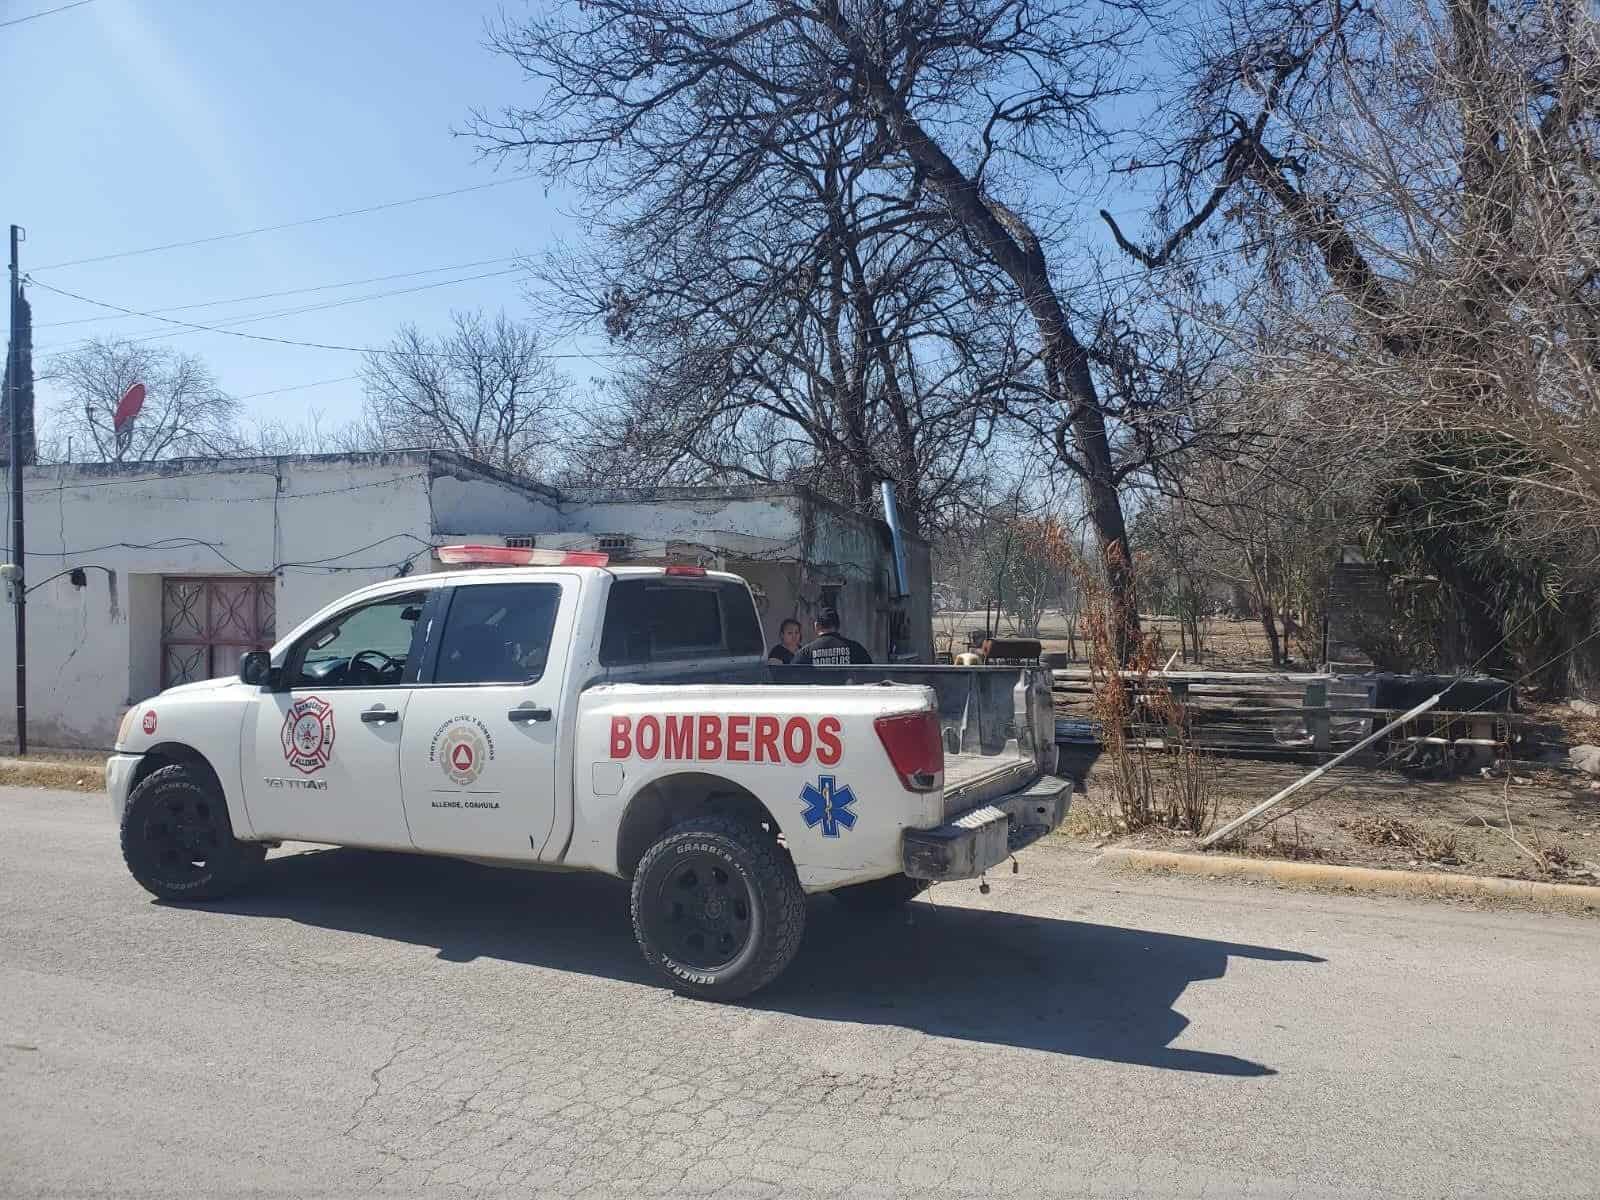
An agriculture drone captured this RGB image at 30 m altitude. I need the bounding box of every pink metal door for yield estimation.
[160,577,276,688]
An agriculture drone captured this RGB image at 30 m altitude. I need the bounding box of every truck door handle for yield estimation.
[360,706,400,724]
[508,706,552,723]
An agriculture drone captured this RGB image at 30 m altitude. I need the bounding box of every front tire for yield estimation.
[631,815,805,1001]
[831,873,929,913]
[120,763,266,901]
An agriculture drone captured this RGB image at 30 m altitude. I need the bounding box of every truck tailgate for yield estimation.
[942,752,1041,819]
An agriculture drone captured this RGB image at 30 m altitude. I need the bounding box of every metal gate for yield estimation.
[160,576,276,688]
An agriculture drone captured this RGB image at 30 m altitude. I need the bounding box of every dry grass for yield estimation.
[1062,749,1599,886]
[1262,821,1325,861]
[0,756,107,792]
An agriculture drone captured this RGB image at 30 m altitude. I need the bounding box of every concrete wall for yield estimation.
[800,496,932,661]
[0,455,443,747]
[552,489,806,560]
[429,460,564,536]
[0,462,936,747]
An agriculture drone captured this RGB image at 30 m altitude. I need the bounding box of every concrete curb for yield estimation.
[1097,847,1600,913]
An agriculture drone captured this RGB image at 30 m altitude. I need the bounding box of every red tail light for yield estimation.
[664,565,707,576]
[874,710,944,792]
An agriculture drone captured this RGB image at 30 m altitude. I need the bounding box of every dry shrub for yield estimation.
[1346,816,1463,863]
[1348,816,1426,848]
[1420,830,1461,863]
[1264,820,1323,861]
[1075,547,1219,836]
[1164,738,1220,834]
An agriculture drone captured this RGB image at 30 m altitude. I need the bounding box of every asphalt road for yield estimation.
[2,786,1596,1199]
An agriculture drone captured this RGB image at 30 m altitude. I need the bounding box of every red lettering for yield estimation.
[698,715,724,760]
[727,715,751,762]
[754,716,780,763]
[610,716,632,759]
[636,715,660,759]
[783,717,813,763]
[664,715,693,760]
[816,716,842,766]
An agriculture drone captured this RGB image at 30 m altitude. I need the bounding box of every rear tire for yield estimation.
[120,763,266,901]
[831,873,929,913]
[631,815,806,1001]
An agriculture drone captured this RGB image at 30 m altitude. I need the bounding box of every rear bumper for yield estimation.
[902,774,1072,881]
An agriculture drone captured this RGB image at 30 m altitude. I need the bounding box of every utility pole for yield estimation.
[8,224,25,756]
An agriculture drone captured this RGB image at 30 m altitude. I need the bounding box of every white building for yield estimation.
[0,450,931,748]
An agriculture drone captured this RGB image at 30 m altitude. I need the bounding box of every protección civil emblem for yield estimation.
[435,719,491,786]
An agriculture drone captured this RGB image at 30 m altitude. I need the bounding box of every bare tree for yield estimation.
[545,171,1028,536]
[360,310,569,476]
[472,0,1167,648]
[234,410,377,457]
[43,339,239,463]
[1107,0,1600,676]
[1113,0,1600,500]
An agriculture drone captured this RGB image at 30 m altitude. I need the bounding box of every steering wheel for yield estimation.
[349,649,401,684]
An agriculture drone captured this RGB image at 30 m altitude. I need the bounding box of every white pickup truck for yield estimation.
[108,546,1070,999]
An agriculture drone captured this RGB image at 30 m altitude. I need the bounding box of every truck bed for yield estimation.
[586,659,1049,815]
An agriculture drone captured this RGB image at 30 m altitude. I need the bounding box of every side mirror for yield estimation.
[239,650,273,687]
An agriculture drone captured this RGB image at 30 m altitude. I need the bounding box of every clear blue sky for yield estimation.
[5,0,596,436]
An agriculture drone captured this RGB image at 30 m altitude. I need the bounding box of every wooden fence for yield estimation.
[1051,668,1523,763]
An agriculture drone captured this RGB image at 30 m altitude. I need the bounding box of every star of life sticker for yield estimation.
[800,775,858,837]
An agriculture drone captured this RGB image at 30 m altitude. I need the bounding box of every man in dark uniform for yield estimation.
[791,606,873,665]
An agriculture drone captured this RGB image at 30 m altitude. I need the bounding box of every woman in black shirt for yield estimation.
[767,618,803,664]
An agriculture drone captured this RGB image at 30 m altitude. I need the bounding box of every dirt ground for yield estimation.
[1058,745,1600,886]
[934,608,1600,883]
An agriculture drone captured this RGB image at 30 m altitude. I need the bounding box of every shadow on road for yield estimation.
[194,848,1322,1077]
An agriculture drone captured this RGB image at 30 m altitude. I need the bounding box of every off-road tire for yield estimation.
[120,763,266,901]
[831,873,929,913]
[631,815,806,1001]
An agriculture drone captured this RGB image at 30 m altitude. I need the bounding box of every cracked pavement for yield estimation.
[2,786,1596,1198]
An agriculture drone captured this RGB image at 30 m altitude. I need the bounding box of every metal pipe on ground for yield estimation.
[1199,692,1444,849]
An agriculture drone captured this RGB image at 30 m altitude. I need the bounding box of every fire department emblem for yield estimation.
[281,696,336,775]
[433,717,493,786]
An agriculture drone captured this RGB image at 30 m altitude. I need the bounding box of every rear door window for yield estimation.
[429,582,562,685]
[600,579,762,665]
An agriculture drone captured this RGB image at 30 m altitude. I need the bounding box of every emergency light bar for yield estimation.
[437,544,611,567]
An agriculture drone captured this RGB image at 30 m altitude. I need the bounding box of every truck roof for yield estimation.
[335,563,747,606]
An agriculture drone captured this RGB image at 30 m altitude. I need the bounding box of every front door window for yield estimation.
[288,593,425,688]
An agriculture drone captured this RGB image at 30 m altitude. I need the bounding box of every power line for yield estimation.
[31,265,532,354]
[233,374,359,401]
[0,0,93,29]
[34,255,525,329]
[33,175,538,271]
[24,225,1267,367]
[24,275,617,359]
